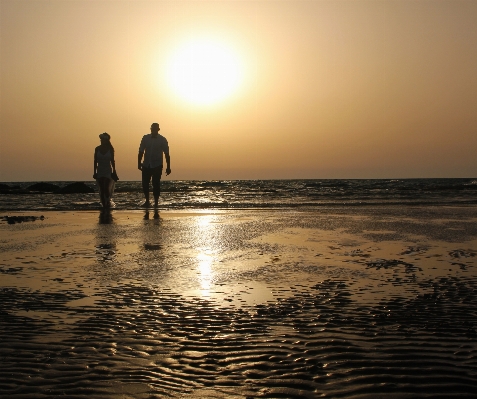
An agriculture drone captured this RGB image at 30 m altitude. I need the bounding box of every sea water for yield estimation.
[0,178,476,211]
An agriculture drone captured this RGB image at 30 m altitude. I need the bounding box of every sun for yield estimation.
[165,37,244,106]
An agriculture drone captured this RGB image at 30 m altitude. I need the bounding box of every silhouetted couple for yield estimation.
[93,123,171,209]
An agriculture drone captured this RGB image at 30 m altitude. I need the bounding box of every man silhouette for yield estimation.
[138,122,171,207]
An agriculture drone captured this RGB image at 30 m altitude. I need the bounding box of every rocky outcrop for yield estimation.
[57,182,95,194]
[27,183,61,192]
[1,215,45,224]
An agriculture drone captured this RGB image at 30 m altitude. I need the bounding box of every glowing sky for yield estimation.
[1,0,476,181]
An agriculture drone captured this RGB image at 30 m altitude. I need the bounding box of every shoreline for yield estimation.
[1,178,476,213]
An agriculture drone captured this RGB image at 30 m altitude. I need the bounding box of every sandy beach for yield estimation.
[1,207,476,398]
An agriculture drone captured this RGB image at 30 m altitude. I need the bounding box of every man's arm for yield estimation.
[93,149,98,179]
[165,153,171,175]
[138,151,144,170]
[138,135,145,170]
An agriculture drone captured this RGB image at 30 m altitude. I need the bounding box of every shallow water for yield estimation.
[1,178,476,211]
[1,207,476,398]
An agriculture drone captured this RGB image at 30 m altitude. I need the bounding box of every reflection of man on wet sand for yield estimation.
[138,122,171,208]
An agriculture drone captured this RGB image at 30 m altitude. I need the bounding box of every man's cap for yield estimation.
[99,132,110,140]
[151,123,160,128]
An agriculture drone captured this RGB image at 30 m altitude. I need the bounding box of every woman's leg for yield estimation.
[98,177,111,207]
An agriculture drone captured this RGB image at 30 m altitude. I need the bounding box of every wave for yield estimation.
[1,178,476,211]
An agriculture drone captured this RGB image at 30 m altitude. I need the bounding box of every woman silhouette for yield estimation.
[93,132,118,208]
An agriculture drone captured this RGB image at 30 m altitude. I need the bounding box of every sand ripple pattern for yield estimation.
[1,277,477,398]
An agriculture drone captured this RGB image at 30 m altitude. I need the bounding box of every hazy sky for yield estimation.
[1,0,476,181]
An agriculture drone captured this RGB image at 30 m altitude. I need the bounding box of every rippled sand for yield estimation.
[1,207,476,398]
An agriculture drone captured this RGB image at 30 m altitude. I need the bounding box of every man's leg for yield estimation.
[142,168,153,206]
[151,166,163,207]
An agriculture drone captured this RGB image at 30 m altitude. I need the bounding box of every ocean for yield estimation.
[1,178,476,211]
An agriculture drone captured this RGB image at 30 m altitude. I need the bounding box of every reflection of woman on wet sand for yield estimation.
[93,132,118,208]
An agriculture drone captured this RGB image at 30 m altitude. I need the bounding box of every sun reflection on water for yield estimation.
[197,252,213,296]
[195,215,218,297]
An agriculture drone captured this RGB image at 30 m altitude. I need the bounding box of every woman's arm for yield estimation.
[111,149,116,173]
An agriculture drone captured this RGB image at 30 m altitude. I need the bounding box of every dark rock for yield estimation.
[2,215,45,224]
[27,182,60,192]
[0,183,22,191]
[0,184,24,194]
[58,182,95,194]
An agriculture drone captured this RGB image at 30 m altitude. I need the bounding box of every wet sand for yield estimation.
[1,207,476,398]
